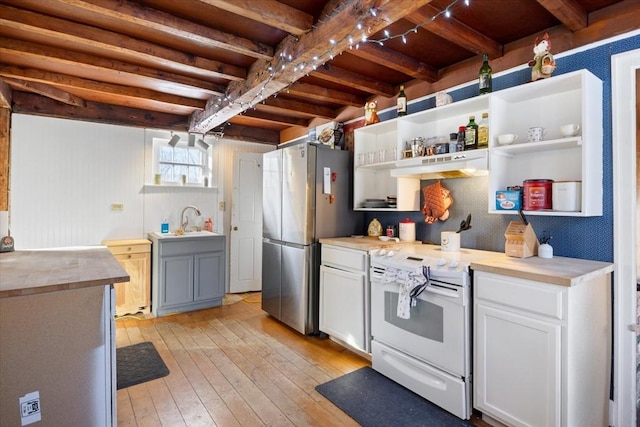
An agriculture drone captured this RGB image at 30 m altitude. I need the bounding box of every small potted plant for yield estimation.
[538,231,553,259]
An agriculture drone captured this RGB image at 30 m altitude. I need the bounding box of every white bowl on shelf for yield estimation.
[497,134,519,145]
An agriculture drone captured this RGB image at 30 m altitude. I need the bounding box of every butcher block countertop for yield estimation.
[319,236,421,251]
[0,247,130,298]
[470,254,614,287]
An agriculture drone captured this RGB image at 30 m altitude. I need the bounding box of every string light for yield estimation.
[366,0,470,45]
[209,0,470,126]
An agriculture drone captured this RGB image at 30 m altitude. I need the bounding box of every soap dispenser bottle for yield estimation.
[161,217,169,234]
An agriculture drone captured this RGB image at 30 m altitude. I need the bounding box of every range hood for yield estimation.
[390,149,488,180]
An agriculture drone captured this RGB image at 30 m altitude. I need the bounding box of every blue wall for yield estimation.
[363,34,640,262]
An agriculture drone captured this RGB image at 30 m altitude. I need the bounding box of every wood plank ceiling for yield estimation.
[0,0,638,145]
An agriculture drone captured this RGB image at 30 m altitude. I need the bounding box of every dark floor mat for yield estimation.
[116,342,169,390]
[316,366,472,427]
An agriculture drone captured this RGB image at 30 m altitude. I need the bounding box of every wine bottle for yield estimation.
[479,53,492,95]
[465,116,478,150]
[477,112,489,148]
[397,84,407,116]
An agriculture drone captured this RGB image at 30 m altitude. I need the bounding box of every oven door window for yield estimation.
[383,291,444,342]
[372,281,468,377]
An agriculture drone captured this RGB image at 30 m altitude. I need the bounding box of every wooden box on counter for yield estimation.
[504,221,538,258]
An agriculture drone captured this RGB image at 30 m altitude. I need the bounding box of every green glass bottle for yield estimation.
[397,84,407,117]
[479,53,492,95]
[465,116,478,150]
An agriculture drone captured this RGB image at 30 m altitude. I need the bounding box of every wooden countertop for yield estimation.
[470,254,614,287]
[101,238,151,247]
[0,247,130,298]
[319,236,421,251]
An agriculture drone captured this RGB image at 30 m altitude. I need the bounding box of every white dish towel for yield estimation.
[381,267,427,319]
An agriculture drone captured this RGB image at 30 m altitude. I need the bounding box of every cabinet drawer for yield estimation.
[159,237,224,256]
[107,244,150,255]
[321,245,367,272]
[475,272,564,320]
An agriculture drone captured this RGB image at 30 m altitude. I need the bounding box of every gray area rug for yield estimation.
[116,342,169,390]
[316,367,473,426]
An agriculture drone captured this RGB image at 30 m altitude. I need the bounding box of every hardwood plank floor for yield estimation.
[116,293,489,426]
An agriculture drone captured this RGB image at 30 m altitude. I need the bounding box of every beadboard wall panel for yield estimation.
[11,115,145,248]
[10,116,276,250]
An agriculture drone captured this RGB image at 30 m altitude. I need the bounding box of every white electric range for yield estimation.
[369,244,500,420]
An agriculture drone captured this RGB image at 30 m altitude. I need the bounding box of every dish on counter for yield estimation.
[378,236,400,242]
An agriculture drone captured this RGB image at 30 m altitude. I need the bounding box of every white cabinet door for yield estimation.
[474,303,561,427]
[319,265,366,351]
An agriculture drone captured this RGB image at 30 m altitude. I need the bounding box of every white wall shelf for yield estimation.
[488,69,603,217]
[353,69,603,217]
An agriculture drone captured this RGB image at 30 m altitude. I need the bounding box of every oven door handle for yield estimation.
[424,286,459,299]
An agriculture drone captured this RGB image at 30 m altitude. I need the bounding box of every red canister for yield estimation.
[523,179,553,210]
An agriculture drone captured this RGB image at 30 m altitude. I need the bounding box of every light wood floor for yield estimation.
[116,293,489,426]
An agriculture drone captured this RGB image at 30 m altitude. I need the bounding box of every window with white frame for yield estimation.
[153,137,210,185]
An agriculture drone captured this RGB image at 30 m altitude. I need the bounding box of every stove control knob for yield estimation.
[386,250,395,257]
[449,260,458,269]
[378,249,387,256]
[370,249,379,257]
[437,258,446,267]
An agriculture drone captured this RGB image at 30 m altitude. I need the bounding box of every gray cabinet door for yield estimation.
[162,255,193,306]
[194,251,225,302]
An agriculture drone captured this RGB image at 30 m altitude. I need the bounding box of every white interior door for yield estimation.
[229,152,263,293]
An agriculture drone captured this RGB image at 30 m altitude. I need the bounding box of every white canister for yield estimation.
[552,181,581,211]
[399,218,415,242]
[441,231,460,252]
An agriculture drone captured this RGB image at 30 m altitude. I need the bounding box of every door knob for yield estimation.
[233,226,238,230]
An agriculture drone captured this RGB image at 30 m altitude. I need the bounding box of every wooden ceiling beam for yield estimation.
[259,97,337,119]
[221,123,280,145]
[536,0,588,31]
[286,82,365,107]
[0,65,204,114]
[239,109,311,127]
[0,37,225,98]
[406,5,502,58]
[11,91,190,130]
[311,64,396,97]
[189,0,433,133]
[8,0,274,61]
[0,5,246,81]
[3,77,86,107]
[199,0,313,36]
[347,43,438,82]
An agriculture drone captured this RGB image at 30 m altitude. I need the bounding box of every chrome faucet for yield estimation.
[181,205,201,231]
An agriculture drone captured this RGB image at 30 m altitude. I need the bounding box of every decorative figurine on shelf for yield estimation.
[528,33,557,81]
[363,100,380,126]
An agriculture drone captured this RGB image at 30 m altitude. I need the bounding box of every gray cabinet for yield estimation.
[149,233,225,316]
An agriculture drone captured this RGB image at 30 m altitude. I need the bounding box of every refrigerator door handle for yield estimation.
[284,241,306,250]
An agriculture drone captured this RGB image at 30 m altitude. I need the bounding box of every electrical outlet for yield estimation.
[219,201,225,211]
[111,203,124,211]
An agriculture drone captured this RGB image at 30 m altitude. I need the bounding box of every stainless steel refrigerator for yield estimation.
[262,142,361,335]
